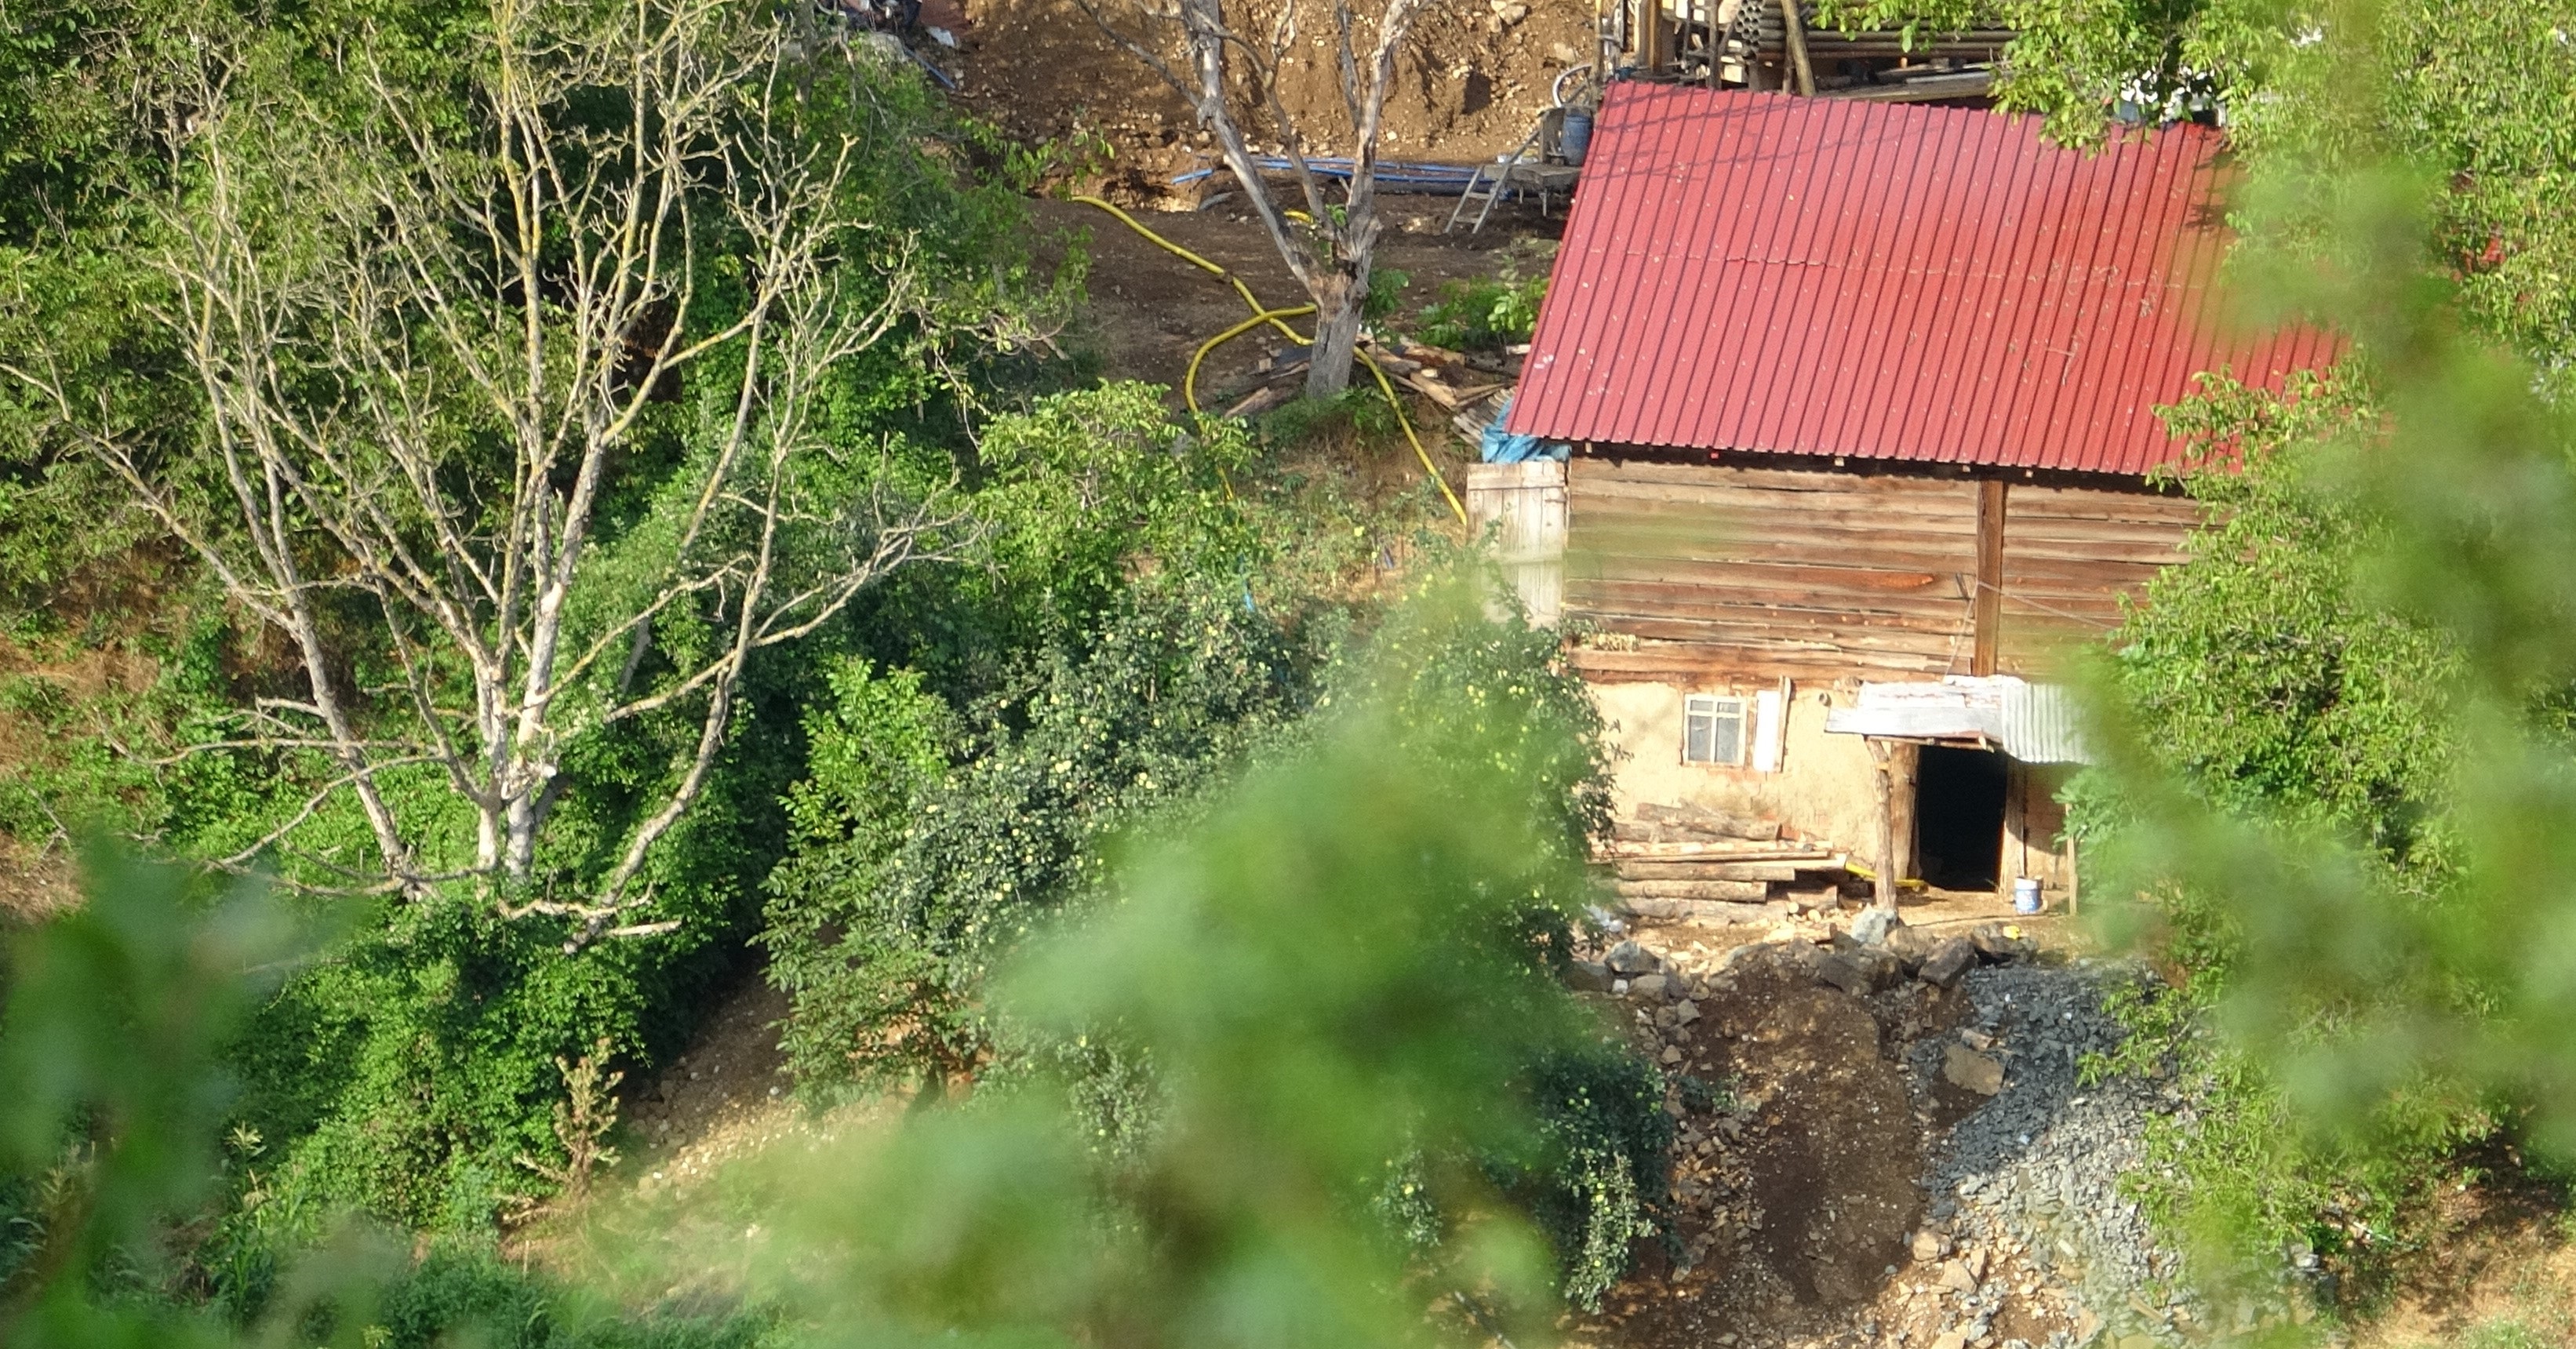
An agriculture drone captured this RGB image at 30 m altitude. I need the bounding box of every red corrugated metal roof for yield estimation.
[1504,86,2334,475]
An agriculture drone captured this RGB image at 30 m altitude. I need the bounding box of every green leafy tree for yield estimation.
[3,590,1661,1343]
[2063,0,2576,1314]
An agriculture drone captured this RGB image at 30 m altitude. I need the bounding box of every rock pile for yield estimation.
[1913,963,2187,1349]
[1568,911,2214,1349]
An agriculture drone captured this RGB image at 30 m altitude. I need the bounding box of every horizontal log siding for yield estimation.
[1994,483,2198,673]
[1566,460,1980,680]
[1565,459,2200,682]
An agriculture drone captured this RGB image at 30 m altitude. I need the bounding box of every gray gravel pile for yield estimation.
[1919,962,2192,1347]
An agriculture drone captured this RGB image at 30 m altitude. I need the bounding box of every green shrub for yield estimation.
[762,572,1659,1304]
[1414,258,1549,352]
[2072,369,2490,1282]
[762,584,1323,1093]
[371,1245,770,1349]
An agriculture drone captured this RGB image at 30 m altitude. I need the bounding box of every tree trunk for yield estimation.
[1304,273,1363,398]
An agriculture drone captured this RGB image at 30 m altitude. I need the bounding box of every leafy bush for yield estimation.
[2070,369,2489,1280]
[1414,270,1548,351]
[744,585,1659,1340]
[763,584,1323,1093]
[370,1245,769,1349]
[762,571,1657,1302]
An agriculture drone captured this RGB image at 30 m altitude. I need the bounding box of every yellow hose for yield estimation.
[1359,347,1469,525]
[1071,195,1468,525]
[1187,305,1317,414]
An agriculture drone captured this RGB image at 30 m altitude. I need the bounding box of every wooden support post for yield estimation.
[1971,478,2007,676]
[1868,736,1897,913]
[1888,740,1917,883]
[1639,0,1670,75]
[1999,756,2026,899]
[1777,0,1815,96]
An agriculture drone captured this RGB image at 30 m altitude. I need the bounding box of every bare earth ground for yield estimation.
[1028,195,1560,402]
[1571,894,2108,1349]
[2341,1177,2576,1348]
[951,0,1599,203]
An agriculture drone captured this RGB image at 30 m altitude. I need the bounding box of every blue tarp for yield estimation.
[1478,395,1567,463]
[1170,156,1486,195]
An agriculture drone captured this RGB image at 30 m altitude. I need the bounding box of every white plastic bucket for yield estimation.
[2012,878,2043,914]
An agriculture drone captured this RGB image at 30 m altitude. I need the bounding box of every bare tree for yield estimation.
[1084,0,1430,398]
[5,0,977,946]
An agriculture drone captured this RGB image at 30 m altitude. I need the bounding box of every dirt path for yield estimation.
[1032,197,1558,403]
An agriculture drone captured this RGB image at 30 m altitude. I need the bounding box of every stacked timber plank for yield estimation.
[1212,334,1512,423]
[1595,802,1848,924]
[1752,4,2010,61]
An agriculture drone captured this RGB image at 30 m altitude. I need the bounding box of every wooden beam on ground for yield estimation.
[1619,897,1792,924]
[1614,860,1806,882]
[1615,879,1773,902]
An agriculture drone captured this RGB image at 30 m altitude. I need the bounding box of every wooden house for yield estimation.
[1479,86,2331,909]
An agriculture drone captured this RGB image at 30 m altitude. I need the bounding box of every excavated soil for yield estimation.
[951,0,1599,202]
[1570,905,2196,1349]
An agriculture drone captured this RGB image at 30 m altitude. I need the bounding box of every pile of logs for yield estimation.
[1595,802,1850,923]
[1214,333,1513,422]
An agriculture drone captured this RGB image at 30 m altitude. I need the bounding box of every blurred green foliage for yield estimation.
[765,558,1665,1304]
[3,587,1665,1344]
[735,591,1656,1342]
[2057,0,2576,1319]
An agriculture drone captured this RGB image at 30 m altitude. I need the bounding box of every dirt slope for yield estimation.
[952,0,1599,202]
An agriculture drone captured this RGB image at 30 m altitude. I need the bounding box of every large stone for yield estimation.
[1814,953,1873,998]
[1885,922,1940,969]
[1673,998,1701,1026]
[1566,959,1612,992]
[1851,947,1904,991]
[1930,1332,1969,1349]
[1850,907,1901,946]
[1919,936,1977,988]
[1629,972,1670,999]
[1937,1259,1980,1293]
[1943,1043,2007,1096]
[1912,1228,1952,1263]
[1604,940,1658,975]
[1970,922,2036,963]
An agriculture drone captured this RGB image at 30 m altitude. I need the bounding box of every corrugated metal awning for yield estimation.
[1824,676,2090,764]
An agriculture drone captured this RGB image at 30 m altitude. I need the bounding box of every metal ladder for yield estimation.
[1446,122,1544,235]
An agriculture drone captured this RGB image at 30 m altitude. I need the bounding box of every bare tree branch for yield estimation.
[4,0,977,940]
[1078,0,1435,397]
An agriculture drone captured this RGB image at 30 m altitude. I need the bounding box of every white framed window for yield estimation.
[1683,694,1748,765]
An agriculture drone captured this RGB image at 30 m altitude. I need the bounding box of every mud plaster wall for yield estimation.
[1593,678,1883,854]
[1592,677,2074,893]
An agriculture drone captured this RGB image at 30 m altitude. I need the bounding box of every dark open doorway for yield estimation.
[1914,745,2006,891]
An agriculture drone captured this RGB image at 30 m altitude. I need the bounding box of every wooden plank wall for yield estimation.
[1564,458,2196,682]
[1993,484,2198,673]
[1565,460,1981,681]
